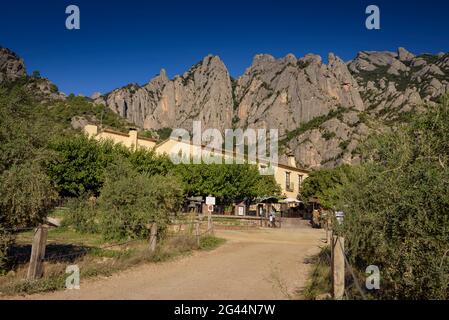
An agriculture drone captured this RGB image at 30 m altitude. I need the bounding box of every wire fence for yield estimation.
[1,227,36,233]
[5,220,216,264]
[334,235,367,300]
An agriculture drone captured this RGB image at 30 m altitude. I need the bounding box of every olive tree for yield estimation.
[0,162,57,270]
[97,160,184,240]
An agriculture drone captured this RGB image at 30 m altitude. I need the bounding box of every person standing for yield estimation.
[270,208,276,228]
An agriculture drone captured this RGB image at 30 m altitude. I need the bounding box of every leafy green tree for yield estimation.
[0,85,60,271]
[299,165,354,208]
[0,162,57,269]
[47,135,118,197]
[0,162,57,228]
[48,135,176,197]
[127,148,174,176]
[174,163,280,205]
[0,86,58,174]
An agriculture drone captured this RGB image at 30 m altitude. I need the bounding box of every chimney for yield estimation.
[129,128,138,150]
[287,154,296,168]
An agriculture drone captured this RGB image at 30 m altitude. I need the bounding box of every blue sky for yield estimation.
[1,0,449,96]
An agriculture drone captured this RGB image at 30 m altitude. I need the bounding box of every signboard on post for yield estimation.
[335,211,345,225]
[206,196,216,205]
[205,196,215,235]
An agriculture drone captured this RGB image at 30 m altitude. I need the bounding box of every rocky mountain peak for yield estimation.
[398,47,415,62]
[158,68,168,82]
[0,47,26,83]
[1,47,65,101]
[282,53,297,64]
[251,54,276,67]
[302,54,322,65]
[143,69,169,90]
[204,54,225,67]
[101,54,233,132]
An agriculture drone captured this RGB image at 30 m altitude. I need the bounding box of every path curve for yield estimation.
[18,227,325,300]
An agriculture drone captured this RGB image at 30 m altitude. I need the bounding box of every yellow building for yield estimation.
[84,125,309,199]
[84,125,157,150]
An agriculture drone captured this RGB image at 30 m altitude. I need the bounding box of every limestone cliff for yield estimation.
[97,48,449,169]
[95,55,233,132]
[3,46,448,170]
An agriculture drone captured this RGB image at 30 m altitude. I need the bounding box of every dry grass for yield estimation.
[298,246,332,300]
[0,228,225,297]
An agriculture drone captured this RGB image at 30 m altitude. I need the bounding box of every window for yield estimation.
[298,174,303,187]
[285,172,291,190]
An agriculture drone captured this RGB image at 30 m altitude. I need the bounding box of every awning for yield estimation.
[256,196,279,203]
[279,197,302,204]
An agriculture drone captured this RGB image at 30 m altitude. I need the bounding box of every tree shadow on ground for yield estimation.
[7,243,91,269]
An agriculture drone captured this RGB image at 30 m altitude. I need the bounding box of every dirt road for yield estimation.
[20,226,325,300]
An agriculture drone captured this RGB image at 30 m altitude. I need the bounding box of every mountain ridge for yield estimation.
[93,47,449,169]
[2,46,448,169]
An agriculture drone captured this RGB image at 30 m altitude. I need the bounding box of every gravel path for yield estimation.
[18,226,325,300]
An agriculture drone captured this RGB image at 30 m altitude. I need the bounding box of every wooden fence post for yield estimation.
[332,235,345,299]
[149,223,157,253]
[195,221,200,247]
[211,216,215,235]
[27,225,48,280]
[207,212,214,235]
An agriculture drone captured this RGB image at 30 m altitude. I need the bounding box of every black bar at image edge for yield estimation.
[0,300,446,319]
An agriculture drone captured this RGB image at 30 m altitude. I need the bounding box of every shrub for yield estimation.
[322,131,336,141]
[281,106,349,145]
[31,70,41,79]
[156,128,173,141]
[49,84,58,93]
[97,160,184,240]
[63,197,99,234]
[0,227,14,274]
[339,140,350,150]
[340,96,449,299]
